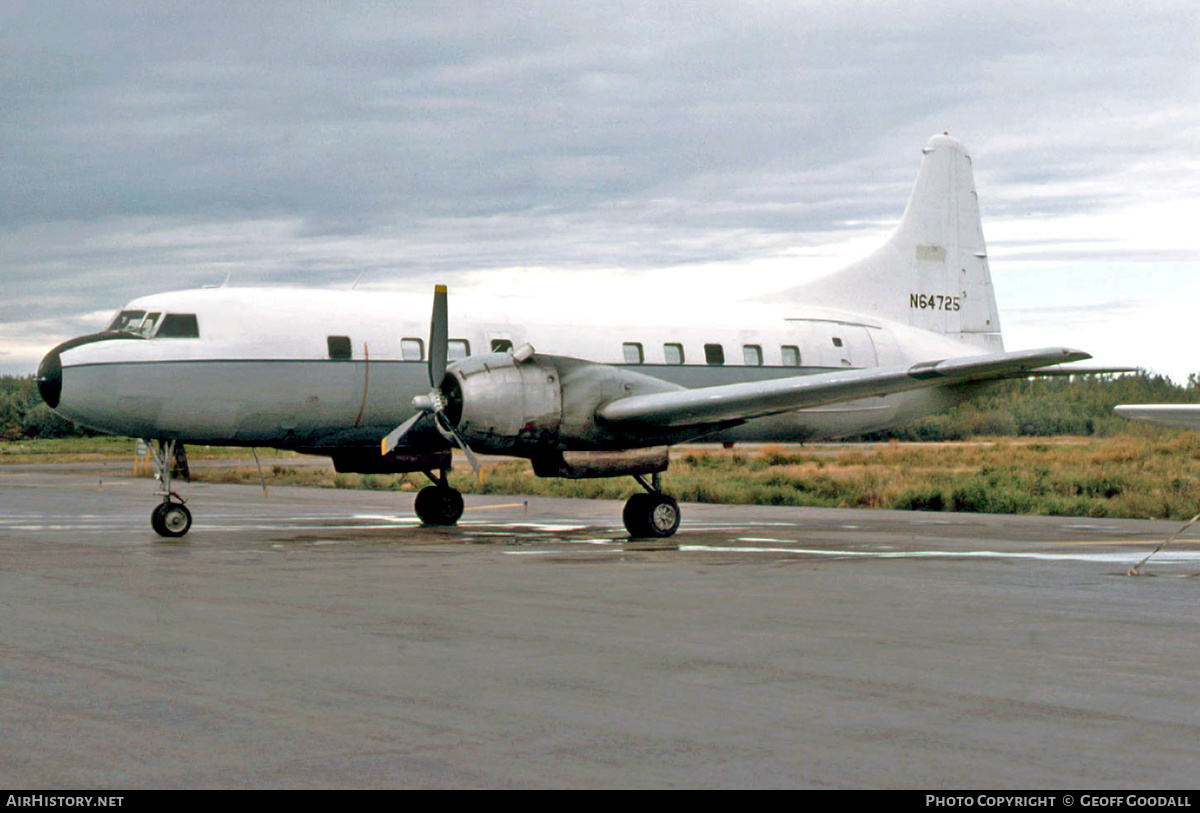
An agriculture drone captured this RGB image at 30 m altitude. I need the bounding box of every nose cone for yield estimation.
[37,349,62,409]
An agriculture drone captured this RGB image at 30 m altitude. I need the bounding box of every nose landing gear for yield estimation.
[148,439,192,538]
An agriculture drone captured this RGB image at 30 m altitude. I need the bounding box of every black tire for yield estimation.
[414,486,464,526]
[150,503,167,536]
[152,502,192,538]
[622,492,652,537]
[624,493,680,538]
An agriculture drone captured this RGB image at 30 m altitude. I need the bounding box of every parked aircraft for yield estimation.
[37,134,1091,538]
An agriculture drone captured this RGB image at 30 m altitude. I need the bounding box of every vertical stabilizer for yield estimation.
[796,135,1003,351]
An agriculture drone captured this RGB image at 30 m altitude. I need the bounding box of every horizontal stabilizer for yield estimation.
[598,347,1090,429]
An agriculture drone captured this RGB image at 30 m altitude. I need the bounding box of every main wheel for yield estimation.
[414,485,465,526]
[151,501,192,538]
[623,493,681,538]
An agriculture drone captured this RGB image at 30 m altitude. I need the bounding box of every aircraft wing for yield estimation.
[598,347,1090,429]
[1114,404,1200,430]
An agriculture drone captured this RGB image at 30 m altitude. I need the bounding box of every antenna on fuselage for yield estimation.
[202,272,233,289]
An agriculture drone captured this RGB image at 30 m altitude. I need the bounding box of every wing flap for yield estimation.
[597,347,1090,428]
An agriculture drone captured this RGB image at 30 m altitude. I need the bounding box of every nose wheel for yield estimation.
[151,501,192,538]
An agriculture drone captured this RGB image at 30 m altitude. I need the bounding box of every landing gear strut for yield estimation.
[148,439,192,538]
[623,473,680,538]
[414,469,464,526]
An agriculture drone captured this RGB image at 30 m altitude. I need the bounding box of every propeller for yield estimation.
[381,285,481,480]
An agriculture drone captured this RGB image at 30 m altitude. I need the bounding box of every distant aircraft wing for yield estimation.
[1025,364,1139,377]
[598,347,1090,429]
[1114,404,1200,430]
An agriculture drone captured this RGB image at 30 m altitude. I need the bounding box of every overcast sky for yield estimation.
[2,1,1197,380]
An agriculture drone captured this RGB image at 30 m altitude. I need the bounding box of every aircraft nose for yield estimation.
[37,349,62,409]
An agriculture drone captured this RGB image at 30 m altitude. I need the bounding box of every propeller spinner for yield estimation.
[380,285,481,479]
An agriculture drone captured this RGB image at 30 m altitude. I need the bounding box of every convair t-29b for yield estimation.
[37,135,1091,538]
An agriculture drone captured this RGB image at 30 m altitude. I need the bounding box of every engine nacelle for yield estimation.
[439,351,683,456]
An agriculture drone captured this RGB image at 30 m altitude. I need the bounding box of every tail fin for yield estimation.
[796,134,1003,352]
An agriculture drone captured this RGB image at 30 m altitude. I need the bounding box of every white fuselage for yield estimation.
[48,286,986,452]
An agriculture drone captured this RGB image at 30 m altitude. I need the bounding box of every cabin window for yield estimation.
[491,338,513,353]
[743,345,763,366]
[448,339,470,360]
[704,343,725,366]
[623,342,644,364]
[327,335,352,360]
[156,313,200,339]
[781,346,801,367]
[401,338,424,361]
[664,343,684,365]
[832,337,843,347]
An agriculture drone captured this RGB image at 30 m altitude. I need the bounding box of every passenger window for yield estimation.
[156,313,200,339]
[327,336,352,360]
[401,338,424,361]
[491,339,513,353]
[704,343,725,366]
[448,339,470,360]
[623,343,644,364]
[743,345,763,366]
[781,346,801,367]
[664,343,684,365]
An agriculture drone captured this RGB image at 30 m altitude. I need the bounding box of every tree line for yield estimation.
[4,370,1199,443]
[0,375,94,440]
[857,372,1200,441]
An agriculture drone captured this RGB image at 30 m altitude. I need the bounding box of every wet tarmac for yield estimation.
[2,462,1199,788]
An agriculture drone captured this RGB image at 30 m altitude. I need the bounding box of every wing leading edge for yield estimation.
[597,347,1091,429]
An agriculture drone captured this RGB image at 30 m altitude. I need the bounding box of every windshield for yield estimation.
[106,310,161,337]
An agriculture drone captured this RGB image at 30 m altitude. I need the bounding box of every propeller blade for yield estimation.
[380,412,423,457]
[382,284,481,479]
[429,284,448,388]
[434,411,482,482]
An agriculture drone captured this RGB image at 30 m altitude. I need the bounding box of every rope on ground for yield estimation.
[1128,510,1200,576]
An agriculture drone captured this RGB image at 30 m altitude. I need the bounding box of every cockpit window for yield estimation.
[155,313,200,339]
[108,310,146,332]
[106,310,163,337]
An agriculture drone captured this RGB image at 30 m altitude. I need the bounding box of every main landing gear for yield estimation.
[410,468,680,539]
[414,468,465,526]
[622,473,681,539]
[148,439,192,538]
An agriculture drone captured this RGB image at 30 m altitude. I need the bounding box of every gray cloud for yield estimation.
[2,1,1198,373]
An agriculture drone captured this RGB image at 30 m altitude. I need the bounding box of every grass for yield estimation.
[6,432,1200,521]
[0,436,301,464]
